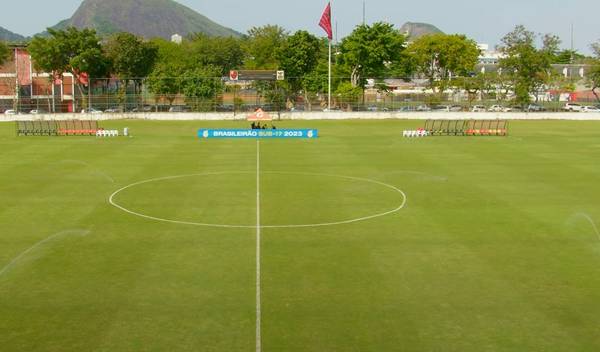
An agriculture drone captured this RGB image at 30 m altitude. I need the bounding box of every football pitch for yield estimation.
[1,119,600,351]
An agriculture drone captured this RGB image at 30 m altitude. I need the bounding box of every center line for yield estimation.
[256,139,262,352]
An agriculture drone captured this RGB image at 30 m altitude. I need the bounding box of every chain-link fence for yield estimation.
[1,76,596,114]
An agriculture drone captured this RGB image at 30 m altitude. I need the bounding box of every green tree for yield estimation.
[588,40,600,102]
[0,41,10,66]
[188,34,244,75]
[498,25,553,105]
[104,32,158,108]
[301,57,331,110]
[244,25,287,69]
[408,33,480,96]
[553,50,586,64]
[338,22,406,89]
[146,39,190,107]
[335,81,362,110]
[181,65,223,111]
[104,32,158,80]
[278,31,322,89]
[29,27,110,111]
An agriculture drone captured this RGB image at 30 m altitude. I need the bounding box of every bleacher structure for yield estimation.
[16,120,100,136]
[423,120,508,136]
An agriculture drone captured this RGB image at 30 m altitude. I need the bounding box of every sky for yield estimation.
[2,0,599,54]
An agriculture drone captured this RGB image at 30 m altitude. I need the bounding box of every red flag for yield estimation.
[319,3,332,40]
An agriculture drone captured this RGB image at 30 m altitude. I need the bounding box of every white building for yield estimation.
[477,44,504,65]
[171,34,183,45]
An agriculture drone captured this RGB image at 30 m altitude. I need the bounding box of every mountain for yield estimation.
[399,22,444,40]
[47,0,240,39]
[0,26,26,42]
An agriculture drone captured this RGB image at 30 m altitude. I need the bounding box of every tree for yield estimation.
[28,27,110,111]
[104,32,158,108]
[338,22,406,89]
[278,31,323,93]
[498,25,553,105]
[244,25,287,69]
[188,34,244,75]
[146,39,189,107]
[180,65,223,111]
[335,82,362,110]
[408,33,480,96]
[301,57,331,110]
[276,30,324,109]
[0,41,9,66]
[588,40,600,102]
[104,32,158,80]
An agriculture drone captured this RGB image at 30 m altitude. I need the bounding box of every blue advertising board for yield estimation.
[198,129,318,139]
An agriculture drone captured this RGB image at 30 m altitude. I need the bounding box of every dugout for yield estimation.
[16,120,100,136]
[423,120,508,136]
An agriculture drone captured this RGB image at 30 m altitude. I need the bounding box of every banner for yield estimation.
[198,129,318,139]
[247,108,272,121]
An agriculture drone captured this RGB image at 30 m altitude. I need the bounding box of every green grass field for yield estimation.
[1,119,600,351]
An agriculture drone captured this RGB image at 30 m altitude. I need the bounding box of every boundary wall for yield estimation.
[2,112,600,122]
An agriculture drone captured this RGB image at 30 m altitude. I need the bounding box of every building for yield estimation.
[171,34,183,45]
[0,45,77,113]
[477,44,504,65]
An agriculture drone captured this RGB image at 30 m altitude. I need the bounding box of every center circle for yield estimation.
[109,172,406,228]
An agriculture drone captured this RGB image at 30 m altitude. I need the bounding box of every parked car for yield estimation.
[104,108,124,113]
[488,105,504,112]
[416,105,431,112]
[168,106,190,113]
[81,108,103,114]
[508,106,523,112]
[29,109,46,114]
[4,109,16,115]
[398,106,416,112]
[526,104,546,112]
[367,105,378,112]
[131,105,154,112]
[582,105,600,113]
[563,103,582,112]
[471,105,487,112]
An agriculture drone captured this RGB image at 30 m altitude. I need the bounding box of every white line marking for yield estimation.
[576,213,600,241]
[256,140,262,352]
[108,172,407,229]
[0,230,90,278]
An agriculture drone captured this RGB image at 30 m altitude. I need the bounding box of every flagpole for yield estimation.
[328,38,331,111]
[328,1,332,111]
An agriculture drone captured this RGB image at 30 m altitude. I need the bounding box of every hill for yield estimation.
[399,22,444,40]
[0,26,26,42]
[47,0,240,39]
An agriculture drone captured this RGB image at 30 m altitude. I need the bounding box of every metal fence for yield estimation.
[1,76,598,114]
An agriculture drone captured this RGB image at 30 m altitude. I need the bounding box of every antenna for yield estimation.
[363,1,366,25]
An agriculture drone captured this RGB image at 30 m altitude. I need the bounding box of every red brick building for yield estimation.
[0,45,76,113]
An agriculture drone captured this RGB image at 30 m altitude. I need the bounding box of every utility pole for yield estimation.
[570,23,574,64]
[14,47,19,112]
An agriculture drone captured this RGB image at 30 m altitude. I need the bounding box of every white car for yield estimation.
[488,105,504,112]
[472,105,487,112]
[81,108,103,114]
[563,103,582,112]
[4,109,17,115]
[582,105,600,113]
